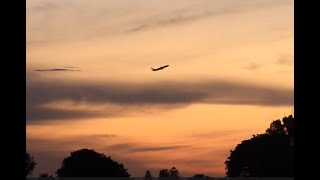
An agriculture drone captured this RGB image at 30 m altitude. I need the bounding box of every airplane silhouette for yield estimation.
[151,65,169,71]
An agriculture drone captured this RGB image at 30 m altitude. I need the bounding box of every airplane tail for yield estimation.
[151,67,155,71]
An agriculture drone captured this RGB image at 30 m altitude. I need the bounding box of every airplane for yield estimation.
[151,65,170,71]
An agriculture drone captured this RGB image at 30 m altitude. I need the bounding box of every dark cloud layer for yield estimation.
[27,77,293,122]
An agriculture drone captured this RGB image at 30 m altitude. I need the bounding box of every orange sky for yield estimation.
[26,0,294,177]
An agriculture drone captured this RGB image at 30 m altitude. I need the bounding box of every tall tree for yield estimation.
[225,115,294,177]
[56,148,130,177]
[169,167,181,178]
[26,151,36,177]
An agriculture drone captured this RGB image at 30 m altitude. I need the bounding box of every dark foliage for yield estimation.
[56,148,130,177]
[225,115,294,177]
[159,167,181,178]
[26,151,37,177]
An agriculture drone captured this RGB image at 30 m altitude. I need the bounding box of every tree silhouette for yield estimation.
[159,169,170,177]
[266,120,285,135]
[159,167,181,178]
[282,115,294,143]
[169,167,181,178]
[38,173,53,178]
[144,170,153,180]
[26,151,36,177]
[225,115,294,177]
[145,170,152,177]
[56,148,130,177]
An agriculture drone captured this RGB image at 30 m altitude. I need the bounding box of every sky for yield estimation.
[26,0,294,177]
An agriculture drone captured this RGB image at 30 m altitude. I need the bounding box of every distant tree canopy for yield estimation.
[170,167,181,178]
[145,170,152,178]
[190,174,213,179]
[159,167,181,178]
[225,115,294,177]
[39,173,53,178]
[26,151,36,177]
[159,169,170,177]
[56,148,131,177]
[192,174,206,178]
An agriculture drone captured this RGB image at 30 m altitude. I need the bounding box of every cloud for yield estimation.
[34,68,81,72]
[277,54,293,66]
[107,143,190,153]
[27,0,293,46]
[26,76,293,122]
[244,63,261,71]
[123,0,293,34]
[189,130,249,139]
[124,9,226,33]
[27,1,60,12]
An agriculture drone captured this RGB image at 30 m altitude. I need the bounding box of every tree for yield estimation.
[169,167,181,178]
[225,115,294,177]
[56,148,131,177]
[282,115,294,142]
[159,169,170,177]
[266,120,285,135]
[159,167,181,178]
[144,170,153,180]
[26,151,36,177]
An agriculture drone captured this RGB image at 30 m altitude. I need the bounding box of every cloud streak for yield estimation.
[107,143,190,153]
[189,130,249,139]
[26,76,293,122]
[35,68,81,72]
[27,0,293,46]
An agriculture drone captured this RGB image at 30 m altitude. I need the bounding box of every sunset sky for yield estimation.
[26,0,294,177]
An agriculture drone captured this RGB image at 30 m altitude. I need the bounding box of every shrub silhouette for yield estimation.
[225,115,294,177]
[26,151,36,177]
[56,148,130,177]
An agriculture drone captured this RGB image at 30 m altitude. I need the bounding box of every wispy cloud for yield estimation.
[277,54,293,66]
[27,1,60,12]
[35,67,81,72]
[107,143,190,153]
[189,130,249,139]
[244,63,261,71]
[27,0,293,46]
